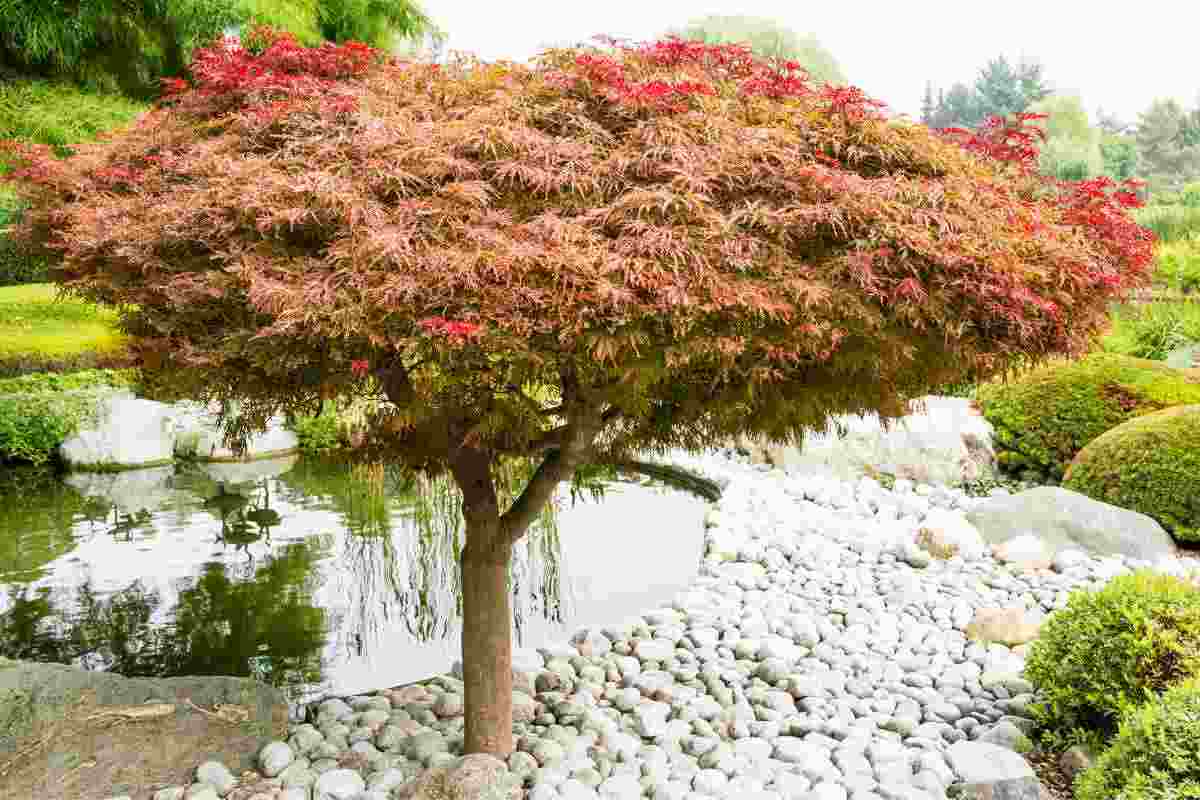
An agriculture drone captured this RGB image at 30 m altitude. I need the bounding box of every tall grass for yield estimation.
[0,80,148,156]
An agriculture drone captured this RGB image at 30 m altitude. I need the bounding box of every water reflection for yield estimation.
[0,456,707,702]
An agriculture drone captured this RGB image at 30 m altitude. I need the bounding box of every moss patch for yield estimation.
[1064,404,1200,543]
[976,353,1200,480]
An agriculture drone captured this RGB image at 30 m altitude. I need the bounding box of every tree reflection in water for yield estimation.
[0,542,328,696]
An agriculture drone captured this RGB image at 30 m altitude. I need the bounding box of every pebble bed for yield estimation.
[148,448,1200,800]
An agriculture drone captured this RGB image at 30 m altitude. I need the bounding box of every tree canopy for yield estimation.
[664,15,847,88]
[0,0,440,97]
[1135,98,1200,195]
[922,54,1052,131]
[1,29,1155,756]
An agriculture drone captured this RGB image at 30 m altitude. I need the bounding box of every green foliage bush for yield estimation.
[1064,405,1200,542]
[0,80,147,155]
[0,387,119,465]
[1075,679,1200,800]
[1025,572,1200,744]
[291,401,345,454]
[1135,204,1200,244]
[0,185,50,286]
[975,353,1200,479]
[1102,302,1200,360]
[1152,235,1200,293]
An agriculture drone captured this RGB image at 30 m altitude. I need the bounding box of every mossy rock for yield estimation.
[975,353,1200,476]
[1064,404,1200,543]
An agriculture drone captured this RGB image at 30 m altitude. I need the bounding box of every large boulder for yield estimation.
[965,486,1176,561]
[170,401,298,463]
[59,391,177,470]
[740,395,997,484]
[1064,404,1200,543]
[0,657,286,800]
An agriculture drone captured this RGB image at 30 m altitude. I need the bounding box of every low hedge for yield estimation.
[1064,404,1200,543]
[0,368,141,465]
[975,353,1200,481]
[1075,679,1200,800]
[1024,572,1200,745]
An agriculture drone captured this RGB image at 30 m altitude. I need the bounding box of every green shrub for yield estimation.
[975,353,1200,479]
[0,186,50,286]
[0,368,140,397]
[1135,204,1200,244]
[1025,572,1200,744]
[1153,235,1200,293]
[1075,679,1200,800]
[1102,302,1200,360]
[0,387,119,465]
[291,402,344,454]
[0,80,147,156]
[1064,405,1200,543]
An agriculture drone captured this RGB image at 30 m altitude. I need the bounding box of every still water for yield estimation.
[0,456,709,705]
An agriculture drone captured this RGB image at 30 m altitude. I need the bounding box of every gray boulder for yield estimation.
[966,486,1176,560]
[739,395,997,484]
[946,741,1041,800]
[59,391,178,470]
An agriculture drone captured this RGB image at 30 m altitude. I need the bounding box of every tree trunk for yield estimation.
[460,529,514,756]
[450,446,515,757]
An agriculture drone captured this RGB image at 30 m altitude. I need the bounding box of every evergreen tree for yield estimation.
[1135,98,1200,195]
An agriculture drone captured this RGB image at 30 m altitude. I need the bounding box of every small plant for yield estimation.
[1075,679,1200,800]
[1025,571,1200,743]
[0,387,117,464]
[1124,304,1197,359]
[915,527,958,559]
[291,401,344,454]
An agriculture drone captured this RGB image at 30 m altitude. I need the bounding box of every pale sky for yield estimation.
[424,1,1196,129]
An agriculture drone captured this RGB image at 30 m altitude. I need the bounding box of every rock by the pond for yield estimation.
[947,741,1041,799]
[0,656,286,790]
[742,395,997,484]
[398,754,522,800]
[170,401,298,463]
[59,391,178,470]
[964,607,1043,647]
[967,486,1176,560]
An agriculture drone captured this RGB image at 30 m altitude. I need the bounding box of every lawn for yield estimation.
[0,283,131,377]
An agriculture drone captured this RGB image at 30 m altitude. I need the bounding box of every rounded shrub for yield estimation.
[1075,679,1200,800]
[1024,571,1200,742]
[975,352,1200,480]
[1064,405,1200,542]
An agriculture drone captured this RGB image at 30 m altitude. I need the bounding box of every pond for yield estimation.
[0,455,710,708]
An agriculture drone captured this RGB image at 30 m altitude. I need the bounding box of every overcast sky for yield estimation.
[424,1,1196,128]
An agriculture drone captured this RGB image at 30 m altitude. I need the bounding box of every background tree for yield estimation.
[919,81,936,126]
[664,15,847,87]
[0,0,439,98]
[1135,97,1200,195]
[2,30,1155,757]
[1096,106,1135,137]
[1024,94,1104,181]
[924,54,1052,132]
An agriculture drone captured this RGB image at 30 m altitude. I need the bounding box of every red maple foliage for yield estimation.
[0,30,1156,757]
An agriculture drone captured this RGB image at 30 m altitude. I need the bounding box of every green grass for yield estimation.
[1100,301,1200,360]
[0,283,131,378]
[0,80,148,156]
[1152,234,1200,293]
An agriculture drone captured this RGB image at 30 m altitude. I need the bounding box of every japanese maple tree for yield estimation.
[1,29,1155,756]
